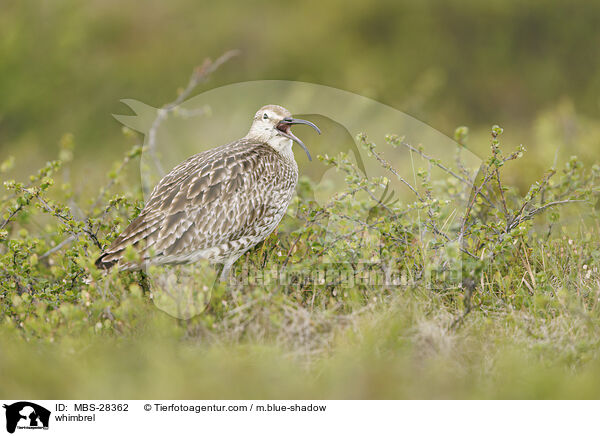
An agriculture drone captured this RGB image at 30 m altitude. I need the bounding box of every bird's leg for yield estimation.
[218,261,233,283]
[218,255,247,290]
[138,269,152,294]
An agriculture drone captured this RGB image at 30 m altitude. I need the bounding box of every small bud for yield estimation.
[491,125,504,137]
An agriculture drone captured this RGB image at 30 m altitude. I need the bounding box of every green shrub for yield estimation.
[0,124,598,398]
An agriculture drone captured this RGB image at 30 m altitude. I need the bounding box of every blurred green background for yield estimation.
[2,0,600,400]
[2,0,600,186]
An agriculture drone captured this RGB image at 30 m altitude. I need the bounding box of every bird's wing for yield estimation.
[96,141,293,268]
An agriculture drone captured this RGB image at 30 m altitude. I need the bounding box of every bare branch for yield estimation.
[369,146,423,200]
[507,199,587,232]
[40,235,78,259]
[393,138,474,189]
[146,50,240,176]
[0,204,23,232]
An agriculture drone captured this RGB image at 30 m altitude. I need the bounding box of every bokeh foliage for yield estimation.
[2,0,600,169]
[1,0,600,399]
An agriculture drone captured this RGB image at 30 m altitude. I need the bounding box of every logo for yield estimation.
[3,402,50,434]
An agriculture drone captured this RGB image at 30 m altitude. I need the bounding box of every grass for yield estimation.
[3,283,600,399]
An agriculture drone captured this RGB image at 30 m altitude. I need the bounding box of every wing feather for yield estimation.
[95,140,296,269]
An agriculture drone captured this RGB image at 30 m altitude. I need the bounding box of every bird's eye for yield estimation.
[263,113,269,120]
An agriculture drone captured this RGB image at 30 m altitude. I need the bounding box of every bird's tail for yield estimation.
[94,252,120,270]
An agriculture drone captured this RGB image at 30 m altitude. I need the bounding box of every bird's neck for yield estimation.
[265,136,295,162]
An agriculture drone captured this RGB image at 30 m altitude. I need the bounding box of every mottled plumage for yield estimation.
[95,105,320,279]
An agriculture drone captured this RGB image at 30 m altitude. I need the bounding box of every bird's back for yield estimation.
[96,139,298,269]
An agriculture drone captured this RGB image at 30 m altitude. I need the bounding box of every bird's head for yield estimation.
[246,105,320,161]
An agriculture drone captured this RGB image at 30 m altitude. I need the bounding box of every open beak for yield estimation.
[276,117,321,161]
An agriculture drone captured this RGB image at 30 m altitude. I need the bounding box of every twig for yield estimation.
[369,146,423,199]
[40,235,78,259]
[495,169,510,220]
[146,50,240,176]
[0,204,23,232]
[507,199,587,232]
[34,193,102,250]
[509,169,556,230]
[394,138,474,188]
[90,146,143,213]
[459,165,496,240]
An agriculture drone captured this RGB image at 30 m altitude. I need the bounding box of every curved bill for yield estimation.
[276,117,321,161]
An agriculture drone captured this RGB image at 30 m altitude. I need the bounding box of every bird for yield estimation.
[95,104,320,280]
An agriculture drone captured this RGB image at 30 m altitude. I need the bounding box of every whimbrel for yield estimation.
[95,105,320,279]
